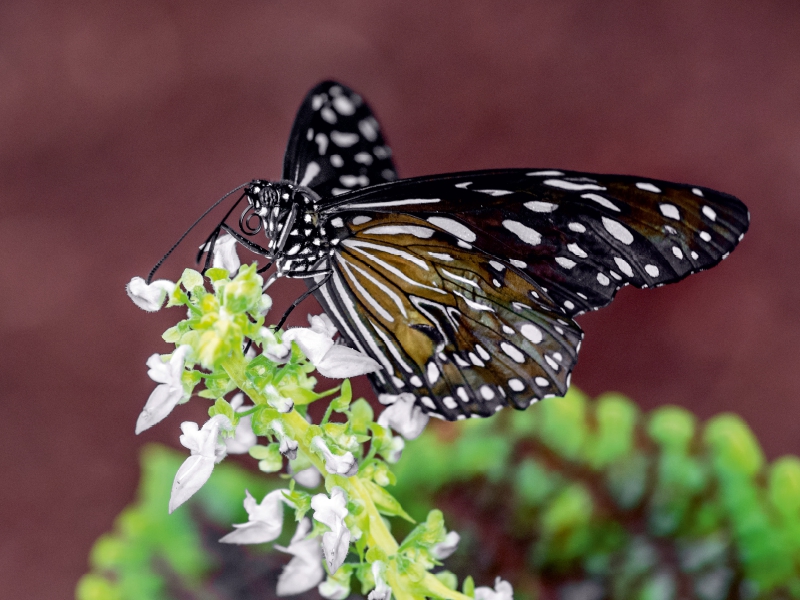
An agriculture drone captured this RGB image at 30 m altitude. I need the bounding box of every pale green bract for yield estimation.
[126,261,500,600]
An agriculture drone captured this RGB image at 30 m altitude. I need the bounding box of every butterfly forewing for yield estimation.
[325,169,749,316]
[282,81,398,199]
[314,212,583,419]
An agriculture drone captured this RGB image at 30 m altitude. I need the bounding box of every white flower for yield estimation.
[377,393,430,440]
[474,577,514,600]
[384,436,405,464]
[275,314,382,378]
[169,415,230,513]
[311,436,358,477]
[126,276,175,312]
[292,465,322,488]
[275,518,324,595]
[265,384,294,413]
[271,419,298,459]
[311,487,351,574]
[224,393,257,454]
[368,560,392,600]
[318,572,350,599]
[200,233,241,274]
[431,530,461,560]
[219,489,288,544]
[136,345,192,434]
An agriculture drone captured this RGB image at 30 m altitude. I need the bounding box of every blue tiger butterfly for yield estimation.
[161,80,749,421]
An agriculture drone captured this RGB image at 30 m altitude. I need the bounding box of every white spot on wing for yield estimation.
[354,152,373,165]
[427,217,477,242]
[520,324,543,344]
[331,131,360,147]
[567,243,587,258]
[476,189,514,196]
[332,95,355,115]
[340,198,440,210]
[568,222,586,233]
[527,170,564,176]
[314,133,328,155]
[508,378,524,392]
[702,206,717,221]
[602,217,634,245]
[330,217,344,228]
[597,272,610,286]
[455,181,472,189]
[427,362,440,384]
[489,260,505,271]
[330,155,344,167]
[480,386,495,400]
[556,256,577,269]
[636,182,661,193]
[299,161,321,187]
[363,225,435,238]
[510,259,527,268]
[428,252,453,261]
[503,220,542,245]
[321,106,337,124]
[544,179,606,191]
[659,204,681,220]
[699,231,712,242]
[352,216,372,225]
[672,246,684,260]
[501,342,525,363]
[358,117,379,141]
[410,375,423,387]
[444,396,458,409]
[692,187,705,197]
[614,257,634,277]
[582,193,620,212]
[534,377,549,387]
[524,201,558,213]
[645,264,660,277]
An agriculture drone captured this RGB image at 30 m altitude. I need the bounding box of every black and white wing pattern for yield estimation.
[282,81,398,199]
[323,169,749,317]
[309,169,748,419]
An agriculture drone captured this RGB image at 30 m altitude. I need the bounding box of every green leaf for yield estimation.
[331,379,352,412]
[204,268,229,282]
[362,480,415,522]
[462,575,475,597]
[180,268,204,291]
[256,443,283,473]
[209,397,235,422]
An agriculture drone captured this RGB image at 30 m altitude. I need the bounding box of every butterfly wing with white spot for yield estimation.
[312,212,583,420]
[325,169,749,316]
[282,81,398,200]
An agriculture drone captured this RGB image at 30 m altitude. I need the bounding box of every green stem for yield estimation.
[220,353,469,600]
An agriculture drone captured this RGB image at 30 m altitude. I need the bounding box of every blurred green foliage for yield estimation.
[78,389,800,599]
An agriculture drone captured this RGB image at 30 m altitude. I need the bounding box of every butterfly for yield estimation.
[192,80,749,421]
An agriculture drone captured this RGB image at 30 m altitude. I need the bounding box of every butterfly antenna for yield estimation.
[146,183,249,283]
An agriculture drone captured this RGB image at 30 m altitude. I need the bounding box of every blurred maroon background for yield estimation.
[2,0,799,597]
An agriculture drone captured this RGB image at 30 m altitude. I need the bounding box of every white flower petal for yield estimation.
[292,466,322,488]
[169,454,215,513]
[377,394,429,440]
[312,437,358,476]
[431,530,461,560]
[318,577,350,600]
[368,561,392,600]
[211,233,241,274]
[474,577,514,600]
[220,489,286,544]
[311,487,351,574]
[283,327,335,365]
[136,383,181,434]
[170,416,230,511]
[126,277,175,312]
[275,518,324,596]
[315,345,382,378]
[309,313,337,338]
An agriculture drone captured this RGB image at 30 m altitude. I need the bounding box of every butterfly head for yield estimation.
[243,180,321,260]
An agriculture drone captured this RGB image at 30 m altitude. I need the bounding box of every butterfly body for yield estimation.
[213,81,749,421]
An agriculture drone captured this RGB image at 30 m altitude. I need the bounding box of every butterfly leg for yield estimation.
[273,272,333,330]
[220,224,272,256]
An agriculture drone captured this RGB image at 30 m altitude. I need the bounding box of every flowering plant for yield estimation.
[124,247,510,600]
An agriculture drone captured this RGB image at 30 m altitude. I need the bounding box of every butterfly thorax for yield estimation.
[244,180,339,277]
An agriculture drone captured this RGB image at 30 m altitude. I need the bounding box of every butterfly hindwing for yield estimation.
[313,211,584,419]
[325,169,749,316]
[282,81,398,200]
